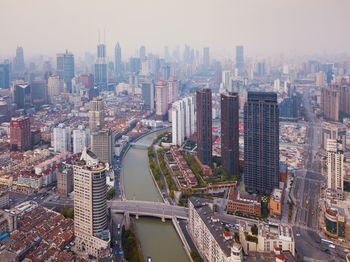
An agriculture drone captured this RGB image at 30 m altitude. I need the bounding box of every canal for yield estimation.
[122,129,190,262]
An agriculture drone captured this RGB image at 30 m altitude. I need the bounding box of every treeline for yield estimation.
[147,146,164,189]
[157,149,178,198]
[61,208,74,219]
[121,226,141,262]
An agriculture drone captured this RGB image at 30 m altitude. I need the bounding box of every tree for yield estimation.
[251,224,258,235]
[190,250,200,262]
[107,188,115,200]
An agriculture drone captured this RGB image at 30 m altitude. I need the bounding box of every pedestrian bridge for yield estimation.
[129,143,149,149]
[110,199,189,221]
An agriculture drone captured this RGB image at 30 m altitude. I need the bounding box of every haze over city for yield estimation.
[1,0,350,57]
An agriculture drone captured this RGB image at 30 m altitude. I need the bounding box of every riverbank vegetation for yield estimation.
[121,225,141,262]
[147,146,164,189]
[157,149,178,198]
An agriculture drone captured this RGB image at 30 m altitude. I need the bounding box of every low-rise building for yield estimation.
[188,197,243,262]
[269,183,285,217]
[227,188,261,216]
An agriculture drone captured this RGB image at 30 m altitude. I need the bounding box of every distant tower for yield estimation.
[14,83,31,109]
[244,92,279,194]
[168,76,179,104]
[48,75,64,102]
[141,81,154,111]
[56,50,74,92]
[139,45,146,60]
[115,43,122,76]
[95,35,108,88]
[236,45,244,72]
[0,63,10,89]
[89,97,105,131]
[73,125,90,154]
[91,128,113,165]
[74,148,110,258]
[221,92,240,178]
[196,88,212,166]
[203,47,210,71]
[13,46,25,73]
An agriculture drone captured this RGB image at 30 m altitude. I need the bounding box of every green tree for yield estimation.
[251,224,258,235]
[107,188,115,200]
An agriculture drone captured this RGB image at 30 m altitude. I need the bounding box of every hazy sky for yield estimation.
[1,0,350,58]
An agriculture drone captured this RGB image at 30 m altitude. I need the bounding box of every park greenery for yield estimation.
[157,149,178,194]
[121,226,141,262]
[244,231,258,244]
[288,199,294,220]
[251,224,258,235]
[107,188,115,200]
[147,146,164,189]
[60,208,74,219]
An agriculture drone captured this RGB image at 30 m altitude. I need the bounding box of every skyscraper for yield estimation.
[168,76,179,104]
[30,80,47,105]
[74,148,110,258]
[13,46,25,73]
[89,97,105,131]
[115,43,122,76]
[141,81,154,111]
[14,83,31,109]
[140,45,146,60]
[53,123,71,153]
[0,63,10,89]
[56,50,74,92]
[73,125,90,154]
[327,139,344,193]
[48,74,64,102]
[10,117,31,151]
[94,44,108,88]
[155,80,168,120]
[203,47,210,71]
[221,92,239,178]
[236,45,244,72]
[244,92,279,194]
[196,88,212,166]
[91,128,113,165]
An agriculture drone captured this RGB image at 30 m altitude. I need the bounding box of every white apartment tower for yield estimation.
[172,97,195,145]
[327,139,344,192]
[53,123,71,153]
[74,148,110,258]
[73,125,90,154]
[89,97,105,131]
[48,74,64,102]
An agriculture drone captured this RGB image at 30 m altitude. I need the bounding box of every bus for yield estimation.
[321,239,333,245]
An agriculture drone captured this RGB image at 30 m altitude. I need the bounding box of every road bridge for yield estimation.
[110,199,189,221]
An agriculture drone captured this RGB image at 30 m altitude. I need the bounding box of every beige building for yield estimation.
[155,80,168,120]
[47,75,64,102]
[188,197,243,262]
[89,97,105,131]
[57,165,73,196]
[327,139,344,193]
[91,128,113,164]
[73,148,110,258]
[321,122,347,151]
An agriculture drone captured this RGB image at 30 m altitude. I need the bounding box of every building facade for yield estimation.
[0,63,9,89]
[56,50,74,92]
[74,148,110,258]
[91,128,113,164]
[53,123,71,153]
[89,97,105,131]
[327,139,344,193]
[196,88,212,167]
[227,188,261,216]
[73,125,90,154]
[168,76,179,104]
[57,165,73,196]
[221,92,240,178]
[244,92,279,194]
[14,83,31,109]
[47,74,64,102]
[321,122,347,151]
[10,117,31,151]
[141,81,154,111]
[95,44,108,88]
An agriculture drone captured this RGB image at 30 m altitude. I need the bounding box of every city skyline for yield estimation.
[1,0,350,58]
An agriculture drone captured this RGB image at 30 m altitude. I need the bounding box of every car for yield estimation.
[296,233,300,237]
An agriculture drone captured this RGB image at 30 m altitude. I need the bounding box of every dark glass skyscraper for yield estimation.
[221,92,239,178]
[115,42,122,76]
[236,45,244,71]
[95,44,107,88]
[14,83,31,109]
[56,50,74,92]
[0,63,10,89]
[196,88,212,166]
[244,92,279,194]
[13,46,25,73]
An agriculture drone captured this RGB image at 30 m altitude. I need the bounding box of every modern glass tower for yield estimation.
[95,44,107,88]
[56,50,74,92]
[244,92,279,194]
[115,42,122,76]
[196,88,212,166]
[221,92,239,178]
[236,45,244,71]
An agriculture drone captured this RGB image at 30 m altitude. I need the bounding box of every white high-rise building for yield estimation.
[172,97,195,145]
[48,74,64,102]
[222,70,230,91]
[74,148,110,258]
[327,139,344,193]
[274,79,280,92]
[53,123,71,153]
[73,125,90,154]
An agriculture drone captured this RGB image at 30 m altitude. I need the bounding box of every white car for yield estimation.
[296,233,300,237]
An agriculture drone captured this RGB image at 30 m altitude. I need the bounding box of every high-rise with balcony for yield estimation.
[73,125,90,154]
[196,88,212,166]
[155,80,168,120]
[10,117,31,151]
[172,97,195,146]
[221,92,239,178]
[168,76,179,104]
[74,148,110,258]
[327,139,344,193]
[53,123,71,153]
[244,92,279,194]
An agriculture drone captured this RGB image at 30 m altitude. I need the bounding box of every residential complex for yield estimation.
[327,139,344,193]
[53,123,71,153]
[172,96,195,145]
[227,188,261,217]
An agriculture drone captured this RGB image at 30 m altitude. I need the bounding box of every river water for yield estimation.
[122,130,190,262]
